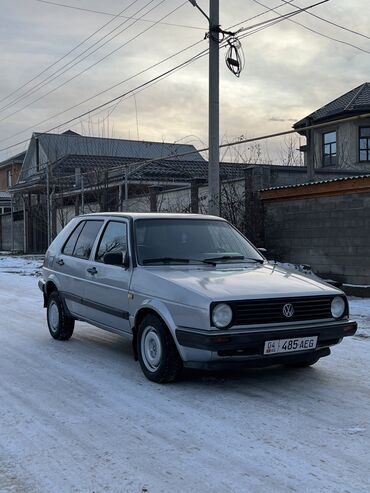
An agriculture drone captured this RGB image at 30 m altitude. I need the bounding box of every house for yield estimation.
[6,82,370,253]
[294,82,370,179]
[0,151,25,214]
[10,131,249,252]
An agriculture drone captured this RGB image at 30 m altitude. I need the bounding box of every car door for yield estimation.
[55,219,104,319]
[82,219,132,333]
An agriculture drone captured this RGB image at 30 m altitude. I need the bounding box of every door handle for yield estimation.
[56,259,64,266]
[87,267,98,275]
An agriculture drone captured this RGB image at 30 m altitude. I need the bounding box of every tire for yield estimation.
[47,291,75,341]
[137,314,183,383]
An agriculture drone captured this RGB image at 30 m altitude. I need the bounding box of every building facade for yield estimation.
[0,151,25,214]
[294,82,370,180]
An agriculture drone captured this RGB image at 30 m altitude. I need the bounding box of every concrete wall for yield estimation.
[263,192,370,286]
[0,213,24,251]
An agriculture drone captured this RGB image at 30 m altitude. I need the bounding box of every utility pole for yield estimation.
[10,193,14,252]
[46,161,51,246]
[81,174,85,214]
[208,0,220,215]
[188,0,220,215]
[125,165,129,211]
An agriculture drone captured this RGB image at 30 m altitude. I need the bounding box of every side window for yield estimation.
[359,127,370,162]
[62,221,85,256]
[73,220,104,259]
[322,131,337,166]
[95,221,127,263]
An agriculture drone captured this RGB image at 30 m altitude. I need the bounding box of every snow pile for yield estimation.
[275,262,324,281]
[0,255,43,276]
[349,298,370,339]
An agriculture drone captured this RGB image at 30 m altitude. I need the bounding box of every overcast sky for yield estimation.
[0,0,369,162]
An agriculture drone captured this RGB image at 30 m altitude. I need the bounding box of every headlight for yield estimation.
[331,296,346,319]
[212,303,233,328]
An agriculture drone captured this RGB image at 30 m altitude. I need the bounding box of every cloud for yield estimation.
[0,0,369,163]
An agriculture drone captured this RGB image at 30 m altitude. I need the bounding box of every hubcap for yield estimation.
[141,326,162,372]
[48,301,60,333]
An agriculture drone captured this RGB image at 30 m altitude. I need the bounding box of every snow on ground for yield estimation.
[0,268,370,492]
[348,297,370,339]
[0,254,43,276]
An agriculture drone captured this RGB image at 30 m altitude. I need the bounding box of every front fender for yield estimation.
[132,298,186,359]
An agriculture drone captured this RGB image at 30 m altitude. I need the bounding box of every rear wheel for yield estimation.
[137,314,183,383]
[47,291,74,340]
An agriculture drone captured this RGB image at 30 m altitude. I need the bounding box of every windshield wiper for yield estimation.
[143,257,191,264]
[143,257,218,266]
[203,255,264,264]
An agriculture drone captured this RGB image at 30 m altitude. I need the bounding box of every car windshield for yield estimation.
[135,218,264,265]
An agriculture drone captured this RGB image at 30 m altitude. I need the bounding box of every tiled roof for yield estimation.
[56,154,251,182]
[12,154,253,191]
[294,82,370,128]
[0,151,26,169]
[34,132,206,162]
[260,174,370,192]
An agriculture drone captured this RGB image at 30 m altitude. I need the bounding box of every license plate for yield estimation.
[264,336,318,355]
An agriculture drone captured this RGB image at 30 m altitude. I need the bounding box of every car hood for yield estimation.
[138,263,340,301]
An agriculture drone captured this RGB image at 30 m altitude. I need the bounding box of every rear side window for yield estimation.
[95,221,127,263]
[62,221,85,256]
[73,220,104,259]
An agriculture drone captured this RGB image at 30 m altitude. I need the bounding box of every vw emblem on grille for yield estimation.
[282,303,294,318]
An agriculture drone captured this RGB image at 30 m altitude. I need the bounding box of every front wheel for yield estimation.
[47,291,74,340]
[137,314,183,383]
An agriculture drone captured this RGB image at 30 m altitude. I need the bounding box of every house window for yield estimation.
[322,131,337,166]
[359,127,370,162]
[7,170,12,187]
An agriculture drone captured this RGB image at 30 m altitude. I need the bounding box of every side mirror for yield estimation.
[258,247,267,254]
[103,251,130,268]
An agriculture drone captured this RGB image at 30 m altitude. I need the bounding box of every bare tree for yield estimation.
[279,135,302,166]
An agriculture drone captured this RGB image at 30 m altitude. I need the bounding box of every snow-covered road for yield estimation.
[0,270,370,493]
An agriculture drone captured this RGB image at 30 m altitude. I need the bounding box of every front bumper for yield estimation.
[176,319,357,369]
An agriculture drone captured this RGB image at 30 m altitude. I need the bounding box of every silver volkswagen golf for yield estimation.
[39,213,357,383]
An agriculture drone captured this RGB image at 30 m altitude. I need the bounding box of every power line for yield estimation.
[0,0,142,106]
[0,0,168,117]
[0,0,330,153]
[34,0,204,31]
[279,0,370,41]
[19,110,370,187]
[0,1,190,124]
[229,0,294,30]
[0,3,319,148]
[0,0,298,119]
[0,51,206,152]
[0,7,286,143]
[1,0,319,118]
[251,0,370,55]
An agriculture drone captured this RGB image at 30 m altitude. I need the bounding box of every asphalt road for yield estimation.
[1,273,369,493]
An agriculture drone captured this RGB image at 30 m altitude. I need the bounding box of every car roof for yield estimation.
[79,212,226,221]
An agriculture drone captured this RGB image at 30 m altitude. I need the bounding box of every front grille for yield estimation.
[231,296,334,326]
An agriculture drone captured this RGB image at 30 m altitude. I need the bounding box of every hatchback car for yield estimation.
[39,213,357,382]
